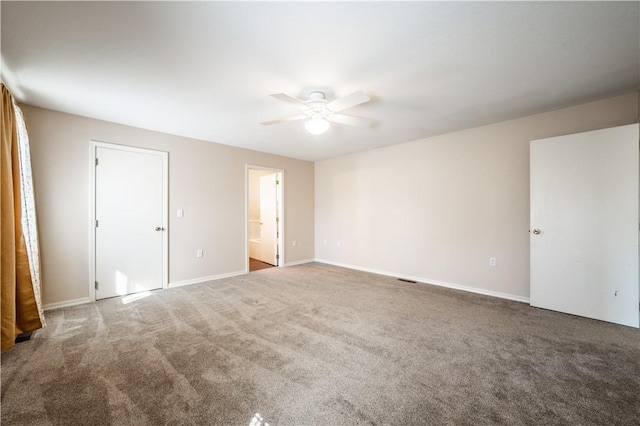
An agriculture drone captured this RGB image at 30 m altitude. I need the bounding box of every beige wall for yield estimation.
[21,92,639,306]
[22,105,315,307]
[315,93,639,301]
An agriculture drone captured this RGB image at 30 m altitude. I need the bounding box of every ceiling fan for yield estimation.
[261,90,373,135]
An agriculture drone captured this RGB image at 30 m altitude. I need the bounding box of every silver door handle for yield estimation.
[155,226,164,231]
[532,228,541,235]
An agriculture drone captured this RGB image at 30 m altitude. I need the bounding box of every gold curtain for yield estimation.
[1,84,43,352]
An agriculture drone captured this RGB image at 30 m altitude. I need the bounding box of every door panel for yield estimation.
[95,146,165,299]
[259,173,278,265]
[530,124,639,327]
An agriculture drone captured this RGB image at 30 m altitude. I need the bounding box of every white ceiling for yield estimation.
[2,1,638,162]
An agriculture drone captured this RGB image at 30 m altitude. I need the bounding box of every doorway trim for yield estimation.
[245,164,285,273]
[89,140,169,301]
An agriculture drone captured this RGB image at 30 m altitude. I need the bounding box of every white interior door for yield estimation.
[95,145,166,299]
[259,173,278,265]
[530,124,639,327]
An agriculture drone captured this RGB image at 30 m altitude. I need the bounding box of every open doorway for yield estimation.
[247,166,284,272]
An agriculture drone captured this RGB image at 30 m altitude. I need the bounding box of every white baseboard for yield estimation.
[168,270,246,288]
[284,258,315,267]
[42,271,246,310]
[43,262,527,311]
[43,297,93,311]
[314,258,530,304]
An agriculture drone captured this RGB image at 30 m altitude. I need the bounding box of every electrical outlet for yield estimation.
[197,249,203,258]
[292,240,297,247]
[489,257,497,267]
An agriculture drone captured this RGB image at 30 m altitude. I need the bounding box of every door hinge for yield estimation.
[276,179,279,185]
[95,158,99,166]
[95,281,99,290]
[95,219,99,227]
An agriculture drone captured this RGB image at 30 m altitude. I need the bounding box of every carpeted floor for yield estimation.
[2,263,639,425]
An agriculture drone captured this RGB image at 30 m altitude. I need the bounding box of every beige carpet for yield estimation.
[2,263,639,425]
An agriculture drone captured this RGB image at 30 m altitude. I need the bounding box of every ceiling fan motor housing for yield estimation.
[304,91,333,119]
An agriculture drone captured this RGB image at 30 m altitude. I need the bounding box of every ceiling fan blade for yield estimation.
[329,114,373,127]
[260,114,307,126]
[327,90,370,112]
[270,93,306,106]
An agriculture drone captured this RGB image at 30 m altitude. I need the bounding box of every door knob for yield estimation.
[532,228,541,235]
[155,226,164,231]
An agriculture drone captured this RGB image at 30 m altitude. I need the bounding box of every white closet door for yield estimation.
[530,124,639,327]
[95,145,166,299]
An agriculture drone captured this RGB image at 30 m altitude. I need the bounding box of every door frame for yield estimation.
[245,165,285,272]
[89,140,169,301]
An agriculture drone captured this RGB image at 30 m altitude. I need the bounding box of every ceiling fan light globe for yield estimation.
[305,118,330,135]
